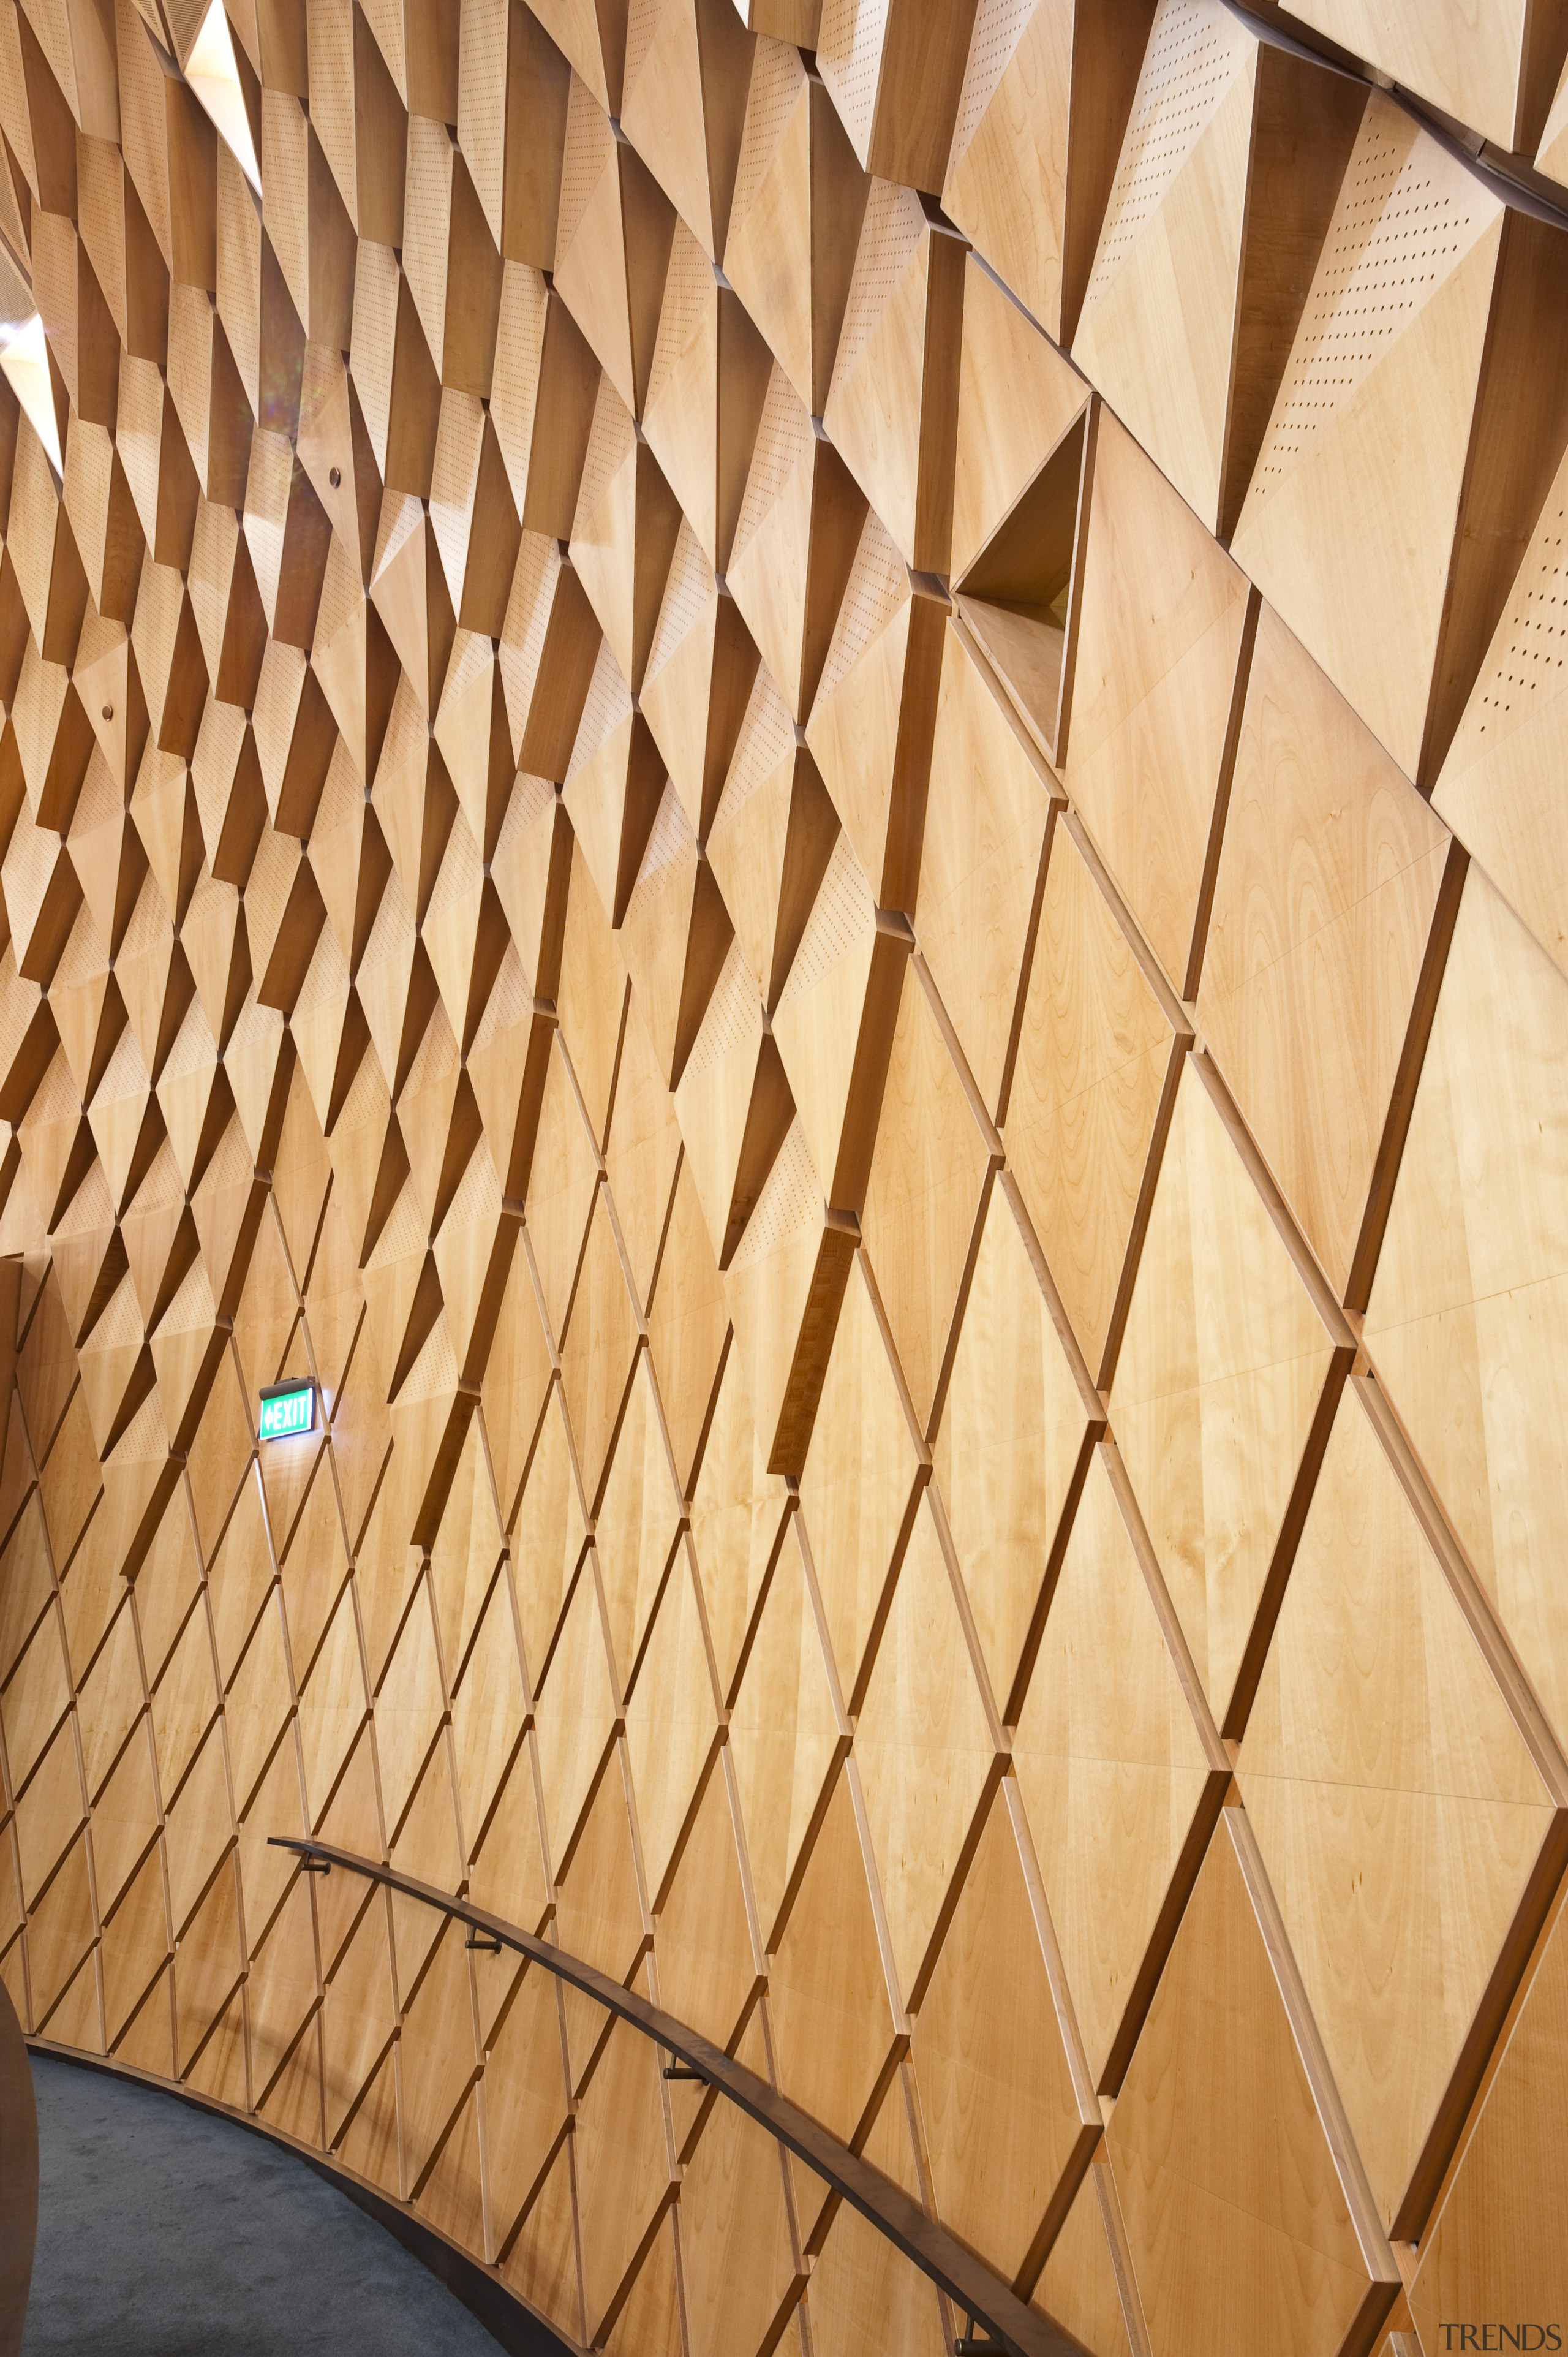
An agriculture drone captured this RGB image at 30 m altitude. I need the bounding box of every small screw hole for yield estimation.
[329,466,342,489]
[101,704,113,722]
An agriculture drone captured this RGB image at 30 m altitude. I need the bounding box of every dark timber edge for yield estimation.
[24,2036,579,2357]
[270,1835,1091,2357]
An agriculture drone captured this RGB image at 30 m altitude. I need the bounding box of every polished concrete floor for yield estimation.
[22,2053,511,2355]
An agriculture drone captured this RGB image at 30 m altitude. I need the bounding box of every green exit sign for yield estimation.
[258,1380,315,1441]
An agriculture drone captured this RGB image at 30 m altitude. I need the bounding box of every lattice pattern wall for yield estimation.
[0,0,1566,2353]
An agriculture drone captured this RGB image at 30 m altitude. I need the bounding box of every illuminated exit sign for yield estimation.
[258,1380,315,1441]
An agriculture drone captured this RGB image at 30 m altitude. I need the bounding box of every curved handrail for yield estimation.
[269,1837,1088,2357]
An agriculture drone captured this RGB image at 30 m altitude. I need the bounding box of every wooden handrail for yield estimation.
[269,1836,1089,2357]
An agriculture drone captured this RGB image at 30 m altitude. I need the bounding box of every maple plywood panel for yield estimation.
[854,1494,998,2006]
[1409,1880,1568,2351]
[1066,410,1251,996]
[1229,96,1510,787]
[1364,858,1568,1758]
[679,2012,802,2357]
[603,988,684,1315]
[945,2,1080,349]
[1031,2160,1138,2357]
[687,1334,788,1701]
[1287,0,1537,152]
[392,1905,483,2188]
[916,620,1058,1122]
[480,1957,572,2243]
[822,185,965,574]
[1071,0,1257,534]
[1107,1817,1388,2357]
[1110,1058,1342,1731]
[805,514,944,920]
[1011,1448,1217,2089]
[767,1761,898,2149]
[594,1349,682,1697]
[646,1156,729,1499]
[796,1252,921,1709]
[532,1556,617,1870]
[559,1190,639,1513]
[418,2087,485,2253]
[859,962,992,1439]
[425,1409,504,1689]
[1238,1380,1556,2232]
[449,1567,527,1867]
[722,45,867,421]
[509,1383,587,1690]
[553,1747,647,1983]
[802,2067,946,2357]
[727,1514,843,1950]
[501,2128,585,2342]
[816,0,980,197]
[1434,442,1568,989]
[1196,603,1453,1304]
[571,2008,674,2342]
[1006,815,1178,1385]
[601,2205,683,2357]
[1542,48,1568,185]
[622,1546,718,1905]
[912,1779,1095,2285]
[247,1870,320,2112]
[467,1735,553,1937]
[933,1179,1096,1724]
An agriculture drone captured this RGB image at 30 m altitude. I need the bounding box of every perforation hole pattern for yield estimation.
[329,1043,388,1146]
[440,627,492,719]
[731,365,814,564]
[778,828,873,1007]
[398,1305,460,1402]
[1083,0,1248,316]
[817,0,891,157]
[633,781,693,898]
[729,38,805,235]
[830,179,927,403]
[502,535,559,712]
[1474,505,1568,729]
[814,508,908,709]
[949,0,1038,181]
[1251,107,1483,496]
[496,770,557,865]
[682,934,760,1088]
[557,77,611,263]
[729,1116,821,1267]
[444,1124,503,1235]
[572,376,636,540]
[646,518,715,687]
[469,937,529,1057]
[567,638,633,782]
[361,864,413,977]
[719,662,796,822]
[622,0,662,114]
[456,0,505,222]
[646,223,710,422]
[427,806,482,920]
[401,115,452,357]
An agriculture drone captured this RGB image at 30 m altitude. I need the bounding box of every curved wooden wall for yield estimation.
[0,2,1566,2353]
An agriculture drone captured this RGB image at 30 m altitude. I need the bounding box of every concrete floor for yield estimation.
[22,2053,511,2355]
